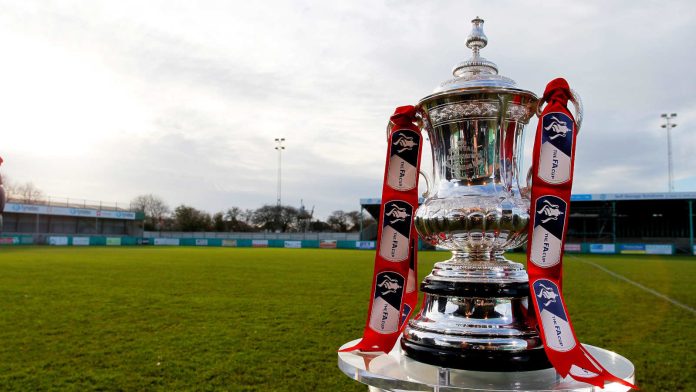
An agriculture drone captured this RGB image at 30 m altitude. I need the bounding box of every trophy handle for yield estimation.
[419,170,432,199]
[535,89,583,131]
[519,166,532,201]
[569,89,583,131]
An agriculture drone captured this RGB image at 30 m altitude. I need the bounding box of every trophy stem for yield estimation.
[449,249,513,264]
[492,249,507,262]
[427,247,527,283]
[450,249,472,261]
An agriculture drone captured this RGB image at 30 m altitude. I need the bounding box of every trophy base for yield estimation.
[402,261,551,372]
[401,339,551,372]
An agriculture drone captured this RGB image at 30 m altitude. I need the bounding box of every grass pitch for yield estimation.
[0,247,693,391]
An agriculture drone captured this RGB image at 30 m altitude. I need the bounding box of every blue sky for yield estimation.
[0,1,694,218]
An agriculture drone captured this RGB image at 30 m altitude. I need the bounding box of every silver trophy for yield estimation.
[401,17,578,371]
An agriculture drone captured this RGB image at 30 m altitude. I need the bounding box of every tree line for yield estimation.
[1,175,44,203]
[131,194,375,233]
[0,177,375,233]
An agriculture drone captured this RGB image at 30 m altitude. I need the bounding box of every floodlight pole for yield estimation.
[274,138,285,207]
[689,200,694,256]
[660,113,677,192]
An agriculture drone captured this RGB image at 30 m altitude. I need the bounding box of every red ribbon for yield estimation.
[527,78,636,389]
[340,106,422,353]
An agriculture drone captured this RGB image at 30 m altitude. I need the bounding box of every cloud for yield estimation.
[0,0,694,219]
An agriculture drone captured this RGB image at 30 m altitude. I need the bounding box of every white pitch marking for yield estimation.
[567,254,696,315]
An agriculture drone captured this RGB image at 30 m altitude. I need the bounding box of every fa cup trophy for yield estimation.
[399,17,548,371]
[341,17,637,390]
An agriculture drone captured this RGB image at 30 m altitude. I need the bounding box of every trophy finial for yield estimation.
[451,16,499,79]
[466,17,488,58]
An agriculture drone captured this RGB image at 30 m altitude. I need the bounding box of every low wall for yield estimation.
[0,234,377,250]
[1,235,691,255]
[564,242,677,255]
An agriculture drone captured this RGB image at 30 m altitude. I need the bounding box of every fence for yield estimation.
[1,234,693,255]
[0,234,375,250]
[6,196,132,212]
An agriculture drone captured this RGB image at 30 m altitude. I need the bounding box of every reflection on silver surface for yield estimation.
[403,17,540,360]
[404,294,542,352]
[413,17,537,273]
[338,339,635,392]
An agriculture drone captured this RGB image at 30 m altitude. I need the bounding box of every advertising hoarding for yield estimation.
[284,240,302,248]
[589,243,615,254]
[154,238,180,246]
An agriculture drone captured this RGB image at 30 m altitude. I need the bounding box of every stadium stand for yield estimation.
[360,192,696,254]
[0,196,144,243]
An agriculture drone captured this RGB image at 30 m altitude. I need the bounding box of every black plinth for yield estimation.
[420,279,532,297]
[401,339,552,372]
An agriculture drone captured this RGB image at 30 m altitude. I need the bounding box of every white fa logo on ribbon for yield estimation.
[538,112,573,184]
[536,283,559,306]
[544,116,572,140]
[385,205,410,224]
[537,200,564,223]
[377,275,403,295]
[393,135,417,153]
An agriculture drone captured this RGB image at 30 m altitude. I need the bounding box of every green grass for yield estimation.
[0,247,693,391]
[544,254,695,391]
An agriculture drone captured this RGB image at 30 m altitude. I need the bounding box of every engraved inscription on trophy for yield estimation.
[447,139,487,180]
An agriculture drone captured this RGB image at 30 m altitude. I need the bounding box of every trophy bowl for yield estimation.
[400,17,552,371]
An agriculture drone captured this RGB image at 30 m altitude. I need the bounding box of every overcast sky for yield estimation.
[0,1,694,219]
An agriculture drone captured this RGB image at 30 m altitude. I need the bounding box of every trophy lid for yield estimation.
[431,17,523,93]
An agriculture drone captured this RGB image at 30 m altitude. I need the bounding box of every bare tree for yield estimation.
[224,207,254,232]
[131,194,170,230]
[252,205,299,232]
[5,179,44,203]
[347,210,376,232]
[346,211,362,231]
[225,207,242,222]
[241,209,254,224]
[327,210,350,232]
[327,210,372,232]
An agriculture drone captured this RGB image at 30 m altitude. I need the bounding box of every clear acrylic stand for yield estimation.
[338,338,634,391]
